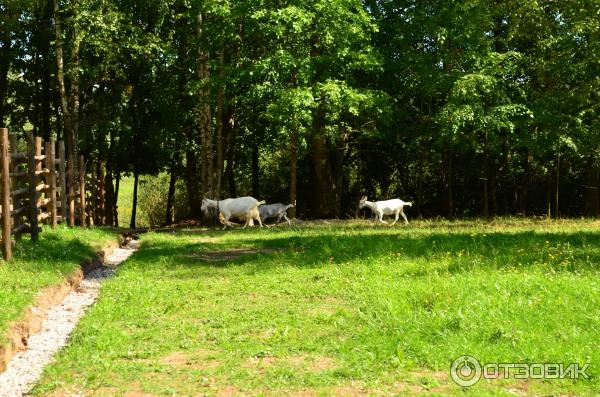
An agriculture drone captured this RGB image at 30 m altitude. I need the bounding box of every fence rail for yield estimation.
[0,128,87,261]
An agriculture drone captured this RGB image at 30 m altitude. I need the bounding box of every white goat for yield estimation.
[243,206,270,228]
[259,201,296,225]
[201,197,265,230]
[359,196,412,225]
[218,207,267,228]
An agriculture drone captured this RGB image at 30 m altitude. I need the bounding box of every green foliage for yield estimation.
[2,0,600,217]
[138,174,189,227]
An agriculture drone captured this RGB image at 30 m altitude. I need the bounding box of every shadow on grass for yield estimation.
[128,229,600,278]
[11,234,98,271]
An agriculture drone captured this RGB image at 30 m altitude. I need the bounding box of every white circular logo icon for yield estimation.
[450,355,482,387]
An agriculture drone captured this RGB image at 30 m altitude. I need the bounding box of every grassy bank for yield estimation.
[33,219,600,396]
[0,226,116,347]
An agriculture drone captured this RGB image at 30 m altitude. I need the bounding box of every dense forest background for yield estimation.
[1,0,599,225]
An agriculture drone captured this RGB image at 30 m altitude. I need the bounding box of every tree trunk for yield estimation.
[114,169,120,226]
[309,36,338,218]
[89,165,96,226]
[130,170,139,229]
[584,163,599,217]
[518,150,531,215]
[490,165,498,215]
[416,147,424,218]
[482,176,489,218]
[40,0,53,138]
[252,145,260,198]
[197,13,214,198]
[310,105,338,218]
[105,168,115,227]
[0,38,11,126]
[331,128,346,218]
[185,147,201,218]
[54,0,79,159]
[183,122,201,219]
[442,146,454,219]
[546,176,552,218]
[224,110,237,197]
[96,160,105,225]
[215,44,225,199]
[33,50,42,138]
[289,126,298,218]
[482,135,489,218]
[68,1,80,154]
[555,152,560,218]
[165,158,177,225]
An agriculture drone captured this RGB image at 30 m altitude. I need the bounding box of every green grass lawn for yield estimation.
[0,226,116,347]
[32,219,600,396]
[116,175,136,228]
[117,175,159,228]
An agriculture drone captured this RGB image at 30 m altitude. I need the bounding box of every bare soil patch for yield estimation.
[216,385,245,397]
[160,348,222,371]
[243,354,338,375]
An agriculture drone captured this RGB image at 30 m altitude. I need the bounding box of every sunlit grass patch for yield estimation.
[33,219,600,396]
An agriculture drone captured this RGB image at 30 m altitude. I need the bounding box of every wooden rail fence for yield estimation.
[0,128,87,261]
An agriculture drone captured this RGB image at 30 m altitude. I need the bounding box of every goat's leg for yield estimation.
[222,216,230,230]
[400,209,408,224]
[391,211,399,226]
[242,216,254,228]
[378,211,387,224]
[283,214,291,225]
[223,213,240,229]
[277,213,289,225]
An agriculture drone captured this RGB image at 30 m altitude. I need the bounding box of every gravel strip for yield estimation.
[0,239,139,397]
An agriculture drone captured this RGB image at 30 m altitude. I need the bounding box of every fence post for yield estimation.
[28,134,40,242]
[78,155,86,226]
[9,134,22,241]
[68,153,75,226]
[58,141,67,224]
[45,138,57,228]
[1,129,12,260]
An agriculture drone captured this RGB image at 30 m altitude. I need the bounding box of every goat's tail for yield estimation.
[405,201,413,207]
[257,200,266,206]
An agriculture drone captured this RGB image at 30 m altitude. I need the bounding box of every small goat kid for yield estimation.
[201,197,265,229]
[259,201,296,225]
[359,196,412,225]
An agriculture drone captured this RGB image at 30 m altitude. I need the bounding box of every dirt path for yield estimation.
[0,240,139,397]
